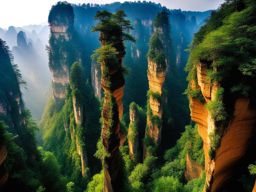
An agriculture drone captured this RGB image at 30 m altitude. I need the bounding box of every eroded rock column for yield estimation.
[146,58,166,147]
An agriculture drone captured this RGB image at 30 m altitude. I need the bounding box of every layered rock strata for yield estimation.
[146,59,166,144]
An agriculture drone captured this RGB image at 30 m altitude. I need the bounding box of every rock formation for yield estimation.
[128,102,144,163]
[146,59,166,145]
[93,10,134,192]
[91,62,102,99]
[69,62,88,177]
[48,2,76,106]
[185,153,203,181]
[48,3,88,178]
[189,62,256,191]
[145,10,171,154]
[98,45,125,192]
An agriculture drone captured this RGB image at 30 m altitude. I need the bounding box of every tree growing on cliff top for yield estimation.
[92,10,135,58]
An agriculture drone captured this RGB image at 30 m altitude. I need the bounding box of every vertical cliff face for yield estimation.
[0,39,25,138]
[186,2,256,190]
[91,62,102,99]
[128,103,144,163]
[47,2,91,179]
[185,153,203,181]
[189,61,256,191]
[146,59,166,144]
[99,47,125,192]
[0,39,44,191]
[48,2,76,106]
[128,104,139,160]
[145,16,168,150]
[0,39,23,188]
[189,62,225,189]
[69,62,89,177]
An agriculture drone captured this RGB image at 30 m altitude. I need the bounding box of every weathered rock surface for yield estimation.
[189,62,256,191]
[185,153,203,181]
[91,62,102,99]
[128,104,139,161]
[146,59,166,145]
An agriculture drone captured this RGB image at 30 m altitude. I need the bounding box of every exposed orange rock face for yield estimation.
[189,98,210,171]
[101,92,123,192]
[113,86,124,119]
[253,181,256,192]
[189,62,256,191]
[147,59,166,95]
[100,57,125,191]
[146,59,166,145]
[211,99,256,192]
[196,63,211,101]
[0,146,8,186]
[185,153,203,181]
[189,63,219,189]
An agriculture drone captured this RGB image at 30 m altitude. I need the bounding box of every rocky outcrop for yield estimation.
[75,136,88,177]
[17,31,29,49]
[128,104,139,161]
[50,25,69,40]
[189,62,256,191]
[211,98,256,192]
[48,2,75,105]
[50,65,69,102]
[185,153,203,181]
[72,96,83,125]
[101,92,123,192]
[91,62,102,99]
[146,59,166,145]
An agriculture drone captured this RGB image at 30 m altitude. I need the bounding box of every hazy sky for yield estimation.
[0,0,225,29]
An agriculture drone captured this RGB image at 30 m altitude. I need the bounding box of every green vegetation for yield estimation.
[248,163,256,175]
[70,62,86,104]
[91,44,119,89]
[148,32,167,70]
[128,102,146,163]
[92,10,135,58]
[151,176,183,192]
[147,91,162,103]
[85,172,104,192]
[206,88,227,122]
[186,0,256,164]
[187,0,256,103]
[124,125,205,192]
[91,9,135,192]
[41,82,101,191]
[185,88,205,103]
